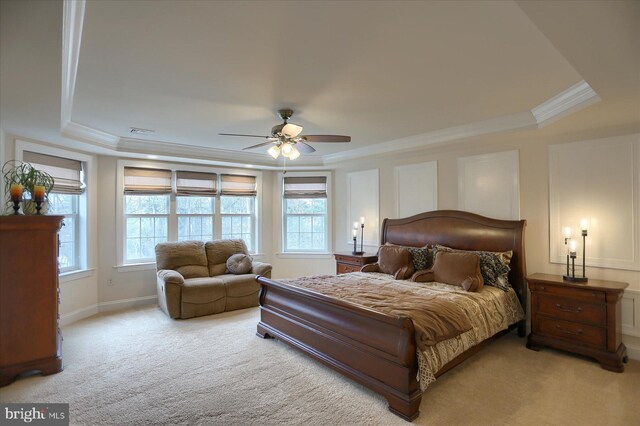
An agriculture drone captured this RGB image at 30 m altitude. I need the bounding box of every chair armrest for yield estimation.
[251,261,272,277]
[411,269,434,283]
[360,263,381,273]
[157,269,185,286]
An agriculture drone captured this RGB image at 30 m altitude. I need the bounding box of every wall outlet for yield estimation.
[107,279,114,286]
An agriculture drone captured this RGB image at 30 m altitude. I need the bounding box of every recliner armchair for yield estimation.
[155,239,272,319]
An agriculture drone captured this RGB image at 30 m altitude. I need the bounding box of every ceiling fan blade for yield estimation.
[295,141,316,154]
[219,133,271,138]
[242,141,275,150]
[302,135,351,143]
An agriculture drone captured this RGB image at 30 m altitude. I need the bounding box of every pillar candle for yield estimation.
[33,185,46,201]
[10,183,23,201]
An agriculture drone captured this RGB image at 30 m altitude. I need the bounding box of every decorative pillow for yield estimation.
[378,245,414,279]
[431,251,484,292]
[226,253,253,275]
[385,243,433,272]
[434,244,512,291]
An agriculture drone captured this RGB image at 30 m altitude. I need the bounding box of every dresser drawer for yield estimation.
[335,254,365,266]
[537,295,605,326]
[529,282,605,303]
[337,263,361,274]
[538,317,606,350]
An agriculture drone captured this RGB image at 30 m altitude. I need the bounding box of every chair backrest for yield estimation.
[155,240,209,278]
[205,239,250,276]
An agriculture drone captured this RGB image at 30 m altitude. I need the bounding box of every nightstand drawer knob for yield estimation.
[555,304,582,313]
[555,325,583,336]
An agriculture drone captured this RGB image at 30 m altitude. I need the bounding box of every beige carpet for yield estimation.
[1,306,638,425]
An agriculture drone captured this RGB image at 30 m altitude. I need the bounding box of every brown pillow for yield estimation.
[432,251,484,292]
[377,245,414,279]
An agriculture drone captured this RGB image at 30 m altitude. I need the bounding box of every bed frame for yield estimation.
[256,210,527,421]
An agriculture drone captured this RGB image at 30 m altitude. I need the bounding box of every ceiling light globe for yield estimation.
[288,146,300,160]
[281,143,294,156]
[268,145,281,159]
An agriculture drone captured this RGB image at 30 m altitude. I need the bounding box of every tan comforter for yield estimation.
[278,272,525,390]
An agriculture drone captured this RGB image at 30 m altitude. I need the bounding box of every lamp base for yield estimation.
[563,275,588,283]
[351,251,365,255]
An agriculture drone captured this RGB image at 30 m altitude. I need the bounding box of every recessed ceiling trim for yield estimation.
[531,80,600,127]
[61,0,86,129]
[61,121,120,149]
[322,111,537,164]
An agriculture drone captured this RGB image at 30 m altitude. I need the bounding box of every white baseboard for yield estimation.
[98,295,158,312]
[60,295,158,326]
[60,305,99,327]
[625,342,640,361]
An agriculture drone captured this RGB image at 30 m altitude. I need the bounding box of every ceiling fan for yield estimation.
[219,109,351,160]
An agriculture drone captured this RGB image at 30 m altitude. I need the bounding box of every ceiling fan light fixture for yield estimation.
[281,142,294,156]
[282,123,303,138]
[267,145,281,159]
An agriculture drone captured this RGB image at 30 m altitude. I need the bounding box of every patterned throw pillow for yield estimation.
[433,244,512,291]
[406,246,433,271]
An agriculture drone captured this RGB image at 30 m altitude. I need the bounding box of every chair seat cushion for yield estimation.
[217,274,260,297]
[182,277,226,303]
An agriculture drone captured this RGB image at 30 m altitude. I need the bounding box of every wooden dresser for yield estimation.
[526,273,628,372]
[334,252,378,274]
[0,215,64,386]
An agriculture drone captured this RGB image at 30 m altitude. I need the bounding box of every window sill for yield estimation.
[59,268,95,283]
[114,262,157,273]
[275,252,334,260]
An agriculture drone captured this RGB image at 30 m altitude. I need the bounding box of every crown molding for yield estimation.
[61,0,86,128]
[117,137,329,170]
[531,80,600,127]
[322,111,537,164]
[61,121,120,149]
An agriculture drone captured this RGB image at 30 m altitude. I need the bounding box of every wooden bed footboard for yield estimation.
[256,275,423,421]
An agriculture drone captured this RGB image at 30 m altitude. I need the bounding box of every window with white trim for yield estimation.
[123,167,171,262]
[283,176,328,252]
[24,151,85,272]
[220,174,257,252]
[176,171,216,241]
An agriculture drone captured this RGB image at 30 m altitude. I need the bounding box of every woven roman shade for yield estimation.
[24,151,84,194]
[176,171,217,196]
[283,176,327,199]
[124,167,172,194]
[220,174,257,196]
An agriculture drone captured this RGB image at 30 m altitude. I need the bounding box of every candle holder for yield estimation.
[35,199,43,215]
[11,198,21,215]
[352,236,361,255]
[360,223,365,254]
[563,236,588,283]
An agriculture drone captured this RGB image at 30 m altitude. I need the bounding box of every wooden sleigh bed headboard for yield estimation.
[381,210,527,310]
[257,210,527,421]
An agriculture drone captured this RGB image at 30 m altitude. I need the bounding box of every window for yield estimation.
[24,151,85,272]
[123,167,171,262]
[119,166,260,265]
[220,174,257,252]
[283,176,328,252]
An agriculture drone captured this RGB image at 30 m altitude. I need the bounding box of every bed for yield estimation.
[256,210,527,421]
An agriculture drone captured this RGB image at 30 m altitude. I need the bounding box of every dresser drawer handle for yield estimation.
[555,325,583,336]
[555,304,582,313]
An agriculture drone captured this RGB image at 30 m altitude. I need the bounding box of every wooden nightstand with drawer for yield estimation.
[526,273,628,372]
[334,252,378,275]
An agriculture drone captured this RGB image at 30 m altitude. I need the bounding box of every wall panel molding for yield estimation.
[347,169,379,247]
[458,150,520,220]
[549,135,640,270]
[394,161,437,218]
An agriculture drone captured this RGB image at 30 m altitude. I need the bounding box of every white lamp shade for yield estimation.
[282,123,303,138]
[563,226,572,239]
[580,218,589,231]
[288,146,300,160]
[267,145,280,159]
[568,238,578,252]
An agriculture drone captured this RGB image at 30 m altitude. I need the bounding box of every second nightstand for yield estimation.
[334,252,377,274]
[526,273,628,372]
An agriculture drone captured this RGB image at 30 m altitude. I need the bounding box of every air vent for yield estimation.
[129,127,155,135]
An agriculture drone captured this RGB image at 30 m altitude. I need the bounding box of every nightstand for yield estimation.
[526,273,628,372]
[334,252,377,274]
